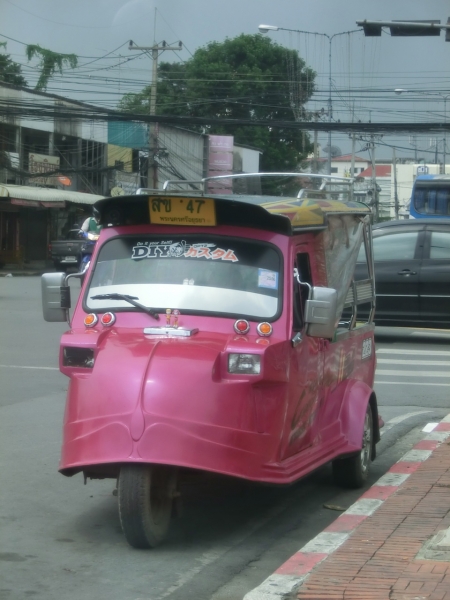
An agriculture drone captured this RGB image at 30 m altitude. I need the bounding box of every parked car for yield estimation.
[355,219,450,328]
[49,229,85,271]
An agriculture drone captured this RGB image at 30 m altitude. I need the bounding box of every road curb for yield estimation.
[0,272,44,277]
[243,413,450,600]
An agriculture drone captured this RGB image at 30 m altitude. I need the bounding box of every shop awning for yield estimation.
[0,184,104,207]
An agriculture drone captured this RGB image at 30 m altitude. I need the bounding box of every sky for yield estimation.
[1,0,450,160]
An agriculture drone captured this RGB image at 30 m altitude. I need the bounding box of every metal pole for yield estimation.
[257,25,361,177]
[149,46,158,189]
[444,97,447,175]
[327,35,332,176]
[393,147,399,219]
[370,137,378,222]
[350,134,355,177]
[313,112,319,173]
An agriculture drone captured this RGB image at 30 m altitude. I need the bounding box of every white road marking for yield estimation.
[413,331,450,339]
[380,410,432,435]
[376,370,450,377]
[377,359,450,366]
[386,411,432,425]
[377,349,450,356]
[375,381,450,386]
[0,364,59,370]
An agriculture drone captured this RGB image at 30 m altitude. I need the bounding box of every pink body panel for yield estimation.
[59,224,376,483]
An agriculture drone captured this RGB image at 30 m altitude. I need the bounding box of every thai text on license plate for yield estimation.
[148,197,216,226]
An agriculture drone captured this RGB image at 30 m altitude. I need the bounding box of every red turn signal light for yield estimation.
[101,312,116,327]
[84,313,98,328]
[257,322,272,337]
[234,319,250,334]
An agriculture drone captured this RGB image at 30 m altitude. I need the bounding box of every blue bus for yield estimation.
[409,174,450,219]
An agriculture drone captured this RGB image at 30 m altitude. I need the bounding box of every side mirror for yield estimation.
[41,272,70,322]
[305,286,337,339]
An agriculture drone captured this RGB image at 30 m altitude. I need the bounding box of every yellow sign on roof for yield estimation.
[262,198,370,228]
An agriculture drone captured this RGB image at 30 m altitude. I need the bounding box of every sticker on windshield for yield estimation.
[131,241,238,262]
[258,269,278,290]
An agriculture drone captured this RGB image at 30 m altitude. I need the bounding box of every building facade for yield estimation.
[0,83,261,266]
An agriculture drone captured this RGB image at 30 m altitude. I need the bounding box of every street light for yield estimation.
[258,24,362,175]
[258,25,279,33]
[394,88,450,174]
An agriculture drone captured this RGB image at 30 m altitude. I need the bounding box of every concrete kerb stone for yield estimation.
[0,272,44,277]
[0,269,47,277]
[242,413,450,600]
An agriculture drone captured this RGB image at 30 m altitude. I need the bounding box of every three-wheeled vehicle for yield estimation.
[42,173,379,549]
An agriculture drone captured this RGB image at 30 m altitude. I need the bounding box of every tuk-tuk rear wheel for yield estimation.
[332,403,373,489]
[118,464,176,549]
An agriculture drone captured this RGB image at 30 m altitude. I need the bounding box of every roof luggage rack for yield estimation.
[136,172,356,202]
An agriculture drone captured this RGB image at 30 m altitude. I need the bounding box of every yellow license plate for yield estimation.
[148,197,216,226]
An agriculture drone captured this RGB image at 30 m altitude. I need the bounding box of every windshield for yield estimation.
[413,186,450,216]
[85,235,282,320]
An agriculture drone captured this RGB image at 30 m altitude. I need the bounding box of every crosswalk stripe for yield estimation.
[377,349,450,356]
[376,370,450,377]
[0,364,59,370]
[375,381,450,386]
[377,359,450,366]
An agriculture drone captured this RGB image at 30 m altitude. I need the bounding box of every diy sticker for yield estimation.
[131,241,238,262]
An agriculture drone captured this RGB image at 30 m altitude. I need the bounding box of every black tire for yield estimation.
[332,403,373,489]
[118,464,176,549]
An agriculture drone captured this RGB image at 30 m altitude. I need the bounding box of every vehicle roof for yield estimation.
[415,174,450,182]
[95,193,371,236]
[373,218,450,230]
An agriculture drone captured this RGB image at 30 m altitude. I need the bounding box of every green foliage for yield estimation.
[0,42,27,86]
[119,34,316,172]
[26,44,77,91]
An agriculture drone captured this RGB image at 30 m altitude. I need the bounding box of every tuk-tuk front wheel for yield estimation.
[332,403,373,489]
[118,464,176,549]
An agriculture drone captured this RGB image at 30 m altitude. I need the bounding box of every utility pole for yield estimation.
[370,136,379,222]
[350,134,356,177]
[350,101,356,178]
[129,39,182,188]
[393,147,399,219]
[312,111,319,174]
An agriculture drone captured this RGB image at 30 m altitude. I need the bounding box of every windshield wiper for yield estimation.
[91,293,160,320]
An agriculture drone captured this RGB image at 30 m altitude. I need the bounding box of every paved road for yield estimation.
[1,277,449,600]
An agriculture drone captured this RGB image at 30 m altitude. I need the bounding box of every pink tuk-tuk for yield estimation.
[42,173,379,548]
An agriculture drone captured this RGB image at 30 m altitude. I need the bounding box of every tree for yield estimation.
[25,45,77,91]
[119,34,316,173]
[0,42,27,86]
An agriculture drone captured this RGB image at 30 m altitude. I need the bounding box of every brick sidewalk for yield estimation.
[244,416,450,600]
[296,433,450,600]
